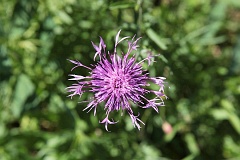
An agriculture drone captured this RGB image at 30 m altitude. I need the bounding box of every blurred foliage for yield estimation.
[0,0,240,159]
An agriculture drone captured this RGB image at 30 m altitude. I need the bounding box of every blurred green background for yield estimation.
[1,0,240,159]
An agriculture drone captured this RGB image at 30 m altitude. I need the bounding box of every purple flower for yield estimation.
[67,30,167,131]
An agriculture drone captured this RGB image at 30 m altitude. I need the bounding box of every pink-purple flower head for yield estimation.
[67,30,167,131]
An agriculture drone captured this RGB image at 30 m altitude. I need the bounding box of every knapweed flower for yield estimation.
[67,30,167,131]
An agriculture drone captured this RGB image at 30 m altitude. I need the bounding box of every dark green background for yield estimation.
[1,0,240,159]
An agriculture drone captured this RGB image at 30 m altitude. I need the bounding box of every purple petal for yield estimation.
[68,74,87,81]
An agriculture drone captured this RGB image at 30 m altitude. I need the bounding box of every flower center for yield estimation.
[113,77,123,88]
[109,71,129,94]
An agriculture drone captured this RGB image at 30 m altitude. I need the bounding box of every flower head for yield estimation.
[67,30,167,131]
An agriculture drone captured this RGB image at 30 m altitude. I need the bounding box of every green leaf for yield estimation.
[109,1,135,10]
[11,74,35,118]
[184,133,200,155]
[210,103,240,134]
[58,11,73,24]
[224,136,240,157]
[210,109,229,120]
[228,114,240,134]
[221,99,235,112]
[146,29,167,50]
